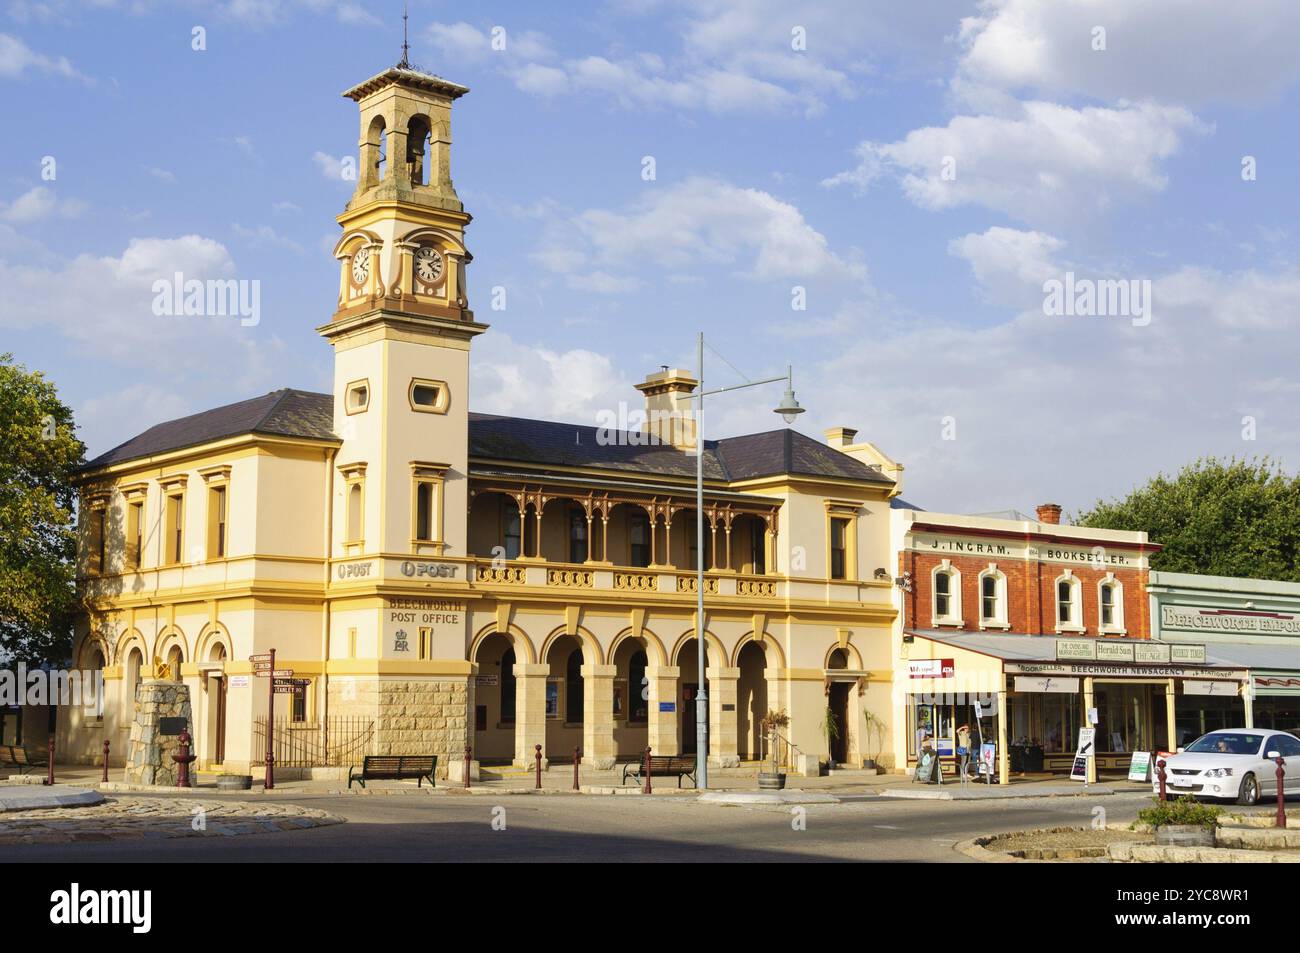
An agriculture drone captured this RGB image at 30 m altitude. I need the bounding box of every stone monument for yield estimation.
[124,668,194,786]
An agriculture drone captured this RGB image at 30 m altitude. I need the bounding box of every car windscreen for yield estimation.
[1184,733,1262,755]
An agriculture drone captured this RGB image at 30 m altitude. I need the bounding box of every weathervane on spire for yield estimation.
[399,3,410,68]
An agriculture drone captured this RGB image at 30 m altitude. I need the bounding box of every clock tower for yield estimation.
[318,60,487,561]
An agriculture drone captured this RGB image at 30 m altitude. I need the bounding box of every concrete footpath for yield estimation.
[9,764,1155,803]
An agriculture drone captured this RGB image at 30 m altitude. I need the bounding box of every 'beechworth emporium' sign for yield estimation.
[1161,605,1300,636]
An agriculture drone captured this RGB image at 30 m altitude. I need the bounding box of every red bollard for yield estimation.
[1156,758,1167,802]
[535,744,543,789]
[1276,756,1287,828]
[573,747,581,791]
[101,739,110,784]
[464,745,472,790]
[44,734,55,786]
[173,730,195,788]
[642,746,652,795]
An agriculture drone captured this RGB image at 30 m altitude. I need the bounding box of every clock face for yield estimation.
[415,246,444,285]
[351,247,371,285]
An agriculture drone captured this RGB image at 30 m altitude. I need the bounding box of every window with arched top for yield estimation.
[1098,577,1126,634]
[1055,573,1083,632]
[406,115,431,186]
[978,568,1008,628]
[931,562,962,625]
[363,115,386,187]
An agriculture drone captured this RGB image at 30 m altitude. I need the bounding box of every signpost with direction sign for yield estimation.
[249,650,276,789]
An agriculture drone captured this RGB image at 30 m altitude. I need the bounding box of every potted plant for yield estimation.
[1135,795,1222,847]
[819,706,840,774]
[758,709,789,789]
[861,709,886,773]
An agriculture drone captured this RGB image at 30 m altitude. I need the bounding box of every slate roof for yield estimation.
[82,389,893,486]
[81,389,336,470]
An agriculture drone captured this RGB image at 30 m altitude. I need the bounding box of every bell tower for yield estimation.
[318,60,486,562]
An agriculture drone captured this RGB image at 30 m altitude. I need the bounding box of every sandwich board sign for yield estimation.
[1128,751,1152,782]
[1070,728,1095,782]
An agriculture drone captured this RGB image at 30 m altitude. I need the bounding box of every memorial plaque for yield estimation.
[159,717,187,736]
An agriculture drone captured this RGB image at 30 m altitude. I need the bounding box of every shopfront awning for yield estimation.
[906,630,1249,681]
[1191,643,1300,696]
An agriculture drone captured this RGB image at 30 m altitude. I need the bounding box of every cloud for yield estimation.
[0,32,86,81]
[0,234,287,456]
[948,226,1067,308]
[536,176,867,292]
[471,331,631,424]
[807,253,1300,512]
[232,223,303,253]
[312,151,353,183]
[144,166,176,183]
[1,185,85,224]
[824,100,1207,227]
[955,0,1300,109]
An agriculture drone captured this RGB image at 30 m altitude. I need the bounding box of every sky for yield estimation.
[3,0,1300,516]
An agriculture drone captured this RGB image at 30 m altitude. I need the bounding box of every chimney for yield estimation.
[824,426,859,449]
[1036,503,1063,525]
[633,367,698,448]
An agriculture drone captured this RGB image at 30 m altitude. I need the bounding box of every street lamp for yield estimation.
[689,332,803,789]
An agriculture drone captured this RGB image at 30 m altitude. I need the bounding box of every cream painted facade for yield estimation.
[65,63,906,779]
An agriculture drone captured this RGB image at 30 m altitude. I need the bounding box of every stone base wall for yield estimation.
[123,680,193,786]
[374,679,470,772]
[326,676,470,777]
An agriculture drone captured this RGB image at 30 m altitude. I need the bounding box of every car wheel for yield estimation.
[1237,774,1259,806]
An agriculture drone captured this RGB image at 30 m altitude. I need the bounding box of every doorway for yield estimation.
[828,682,850,764]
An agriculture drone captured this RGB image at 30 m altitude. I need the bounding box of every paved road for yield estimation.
[5,790,1151,862]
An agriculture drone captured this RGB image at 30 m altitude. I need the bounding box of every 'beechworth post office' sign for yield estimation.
[385,597,465,655]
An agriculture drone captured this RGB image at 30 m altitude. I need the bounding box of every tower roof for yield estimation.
[342,65,469,102]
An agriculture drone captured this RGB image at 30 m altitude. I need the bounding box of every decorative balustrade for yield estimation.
[736,578,777,598]
[547,568,594,588]
[676,575,719,595]
[474,563,526,585]
[613,570,658,592]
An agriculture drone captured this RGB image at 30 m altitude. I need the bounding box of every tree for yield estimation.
[0,354,85,664]
[1074,457,1300,581]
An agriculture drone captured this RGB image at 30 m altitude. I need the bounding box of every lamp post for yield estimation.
[689,331,803,789]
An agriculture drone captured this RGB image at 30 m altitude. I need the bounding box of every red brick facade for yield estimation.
[899,522,1156,639]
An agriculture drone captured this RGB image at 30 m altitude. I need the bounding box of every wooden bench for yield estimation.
[0,745,47,775]
[348,755,437,789]
[621,755,697,788]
